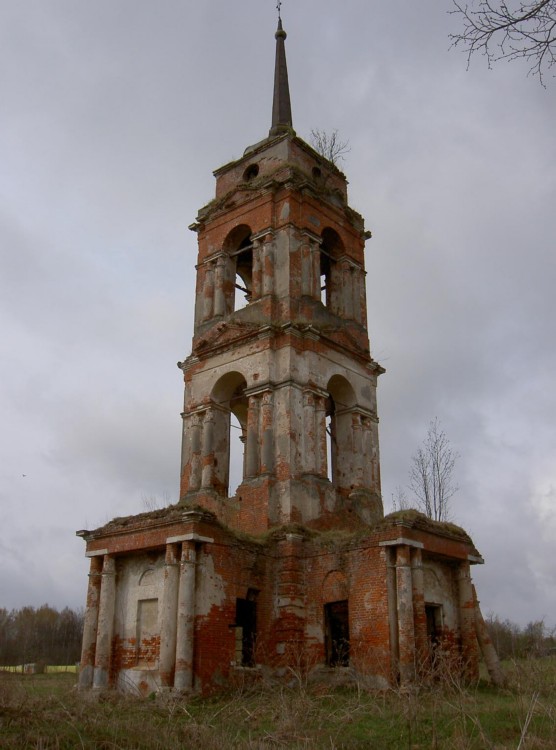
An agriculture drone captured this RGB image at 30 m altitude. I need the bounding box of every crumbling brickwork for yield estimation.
[77,19,489,695]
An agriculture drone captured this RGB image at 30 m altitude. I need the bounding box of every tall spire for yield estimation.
[269,9,294,137]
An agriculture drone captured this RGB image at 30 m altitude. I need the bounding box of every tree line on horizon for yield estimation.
[0,604,554,669]
[0,605,83,668]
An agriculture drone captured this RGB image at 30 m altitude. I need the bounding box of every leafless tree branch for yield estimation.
[409,418,459,522]
[310,129,351,166]
[450,0,556,84]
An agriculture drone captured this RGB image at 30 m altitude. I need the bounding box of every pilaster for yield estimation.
[78,555,103,689]
[92,555,116,689]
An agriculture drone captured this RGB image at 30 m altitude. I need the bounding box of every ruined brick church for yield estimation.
[77,17,500,695]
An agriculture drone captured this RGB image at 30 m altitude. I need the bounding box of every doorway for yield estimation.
[235,590,258,667]
[425,604,443,649]
[324,600,350,667]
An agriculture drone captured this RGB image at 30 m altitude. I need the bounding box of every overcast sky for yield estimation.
[1,1,555,628]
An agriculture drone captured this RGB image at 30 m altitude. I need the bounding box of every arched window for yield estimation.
[326,375,357,492]
[223,225,253,313]
[211,372,248,497]
[320,228,344,313]
[234,236,253,311]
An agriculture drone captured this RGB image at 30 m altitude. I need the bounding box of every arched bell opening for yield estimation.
[320,228,344,314]
[210,372,248,497]
[223,224,253,313]
[325,375,359,493]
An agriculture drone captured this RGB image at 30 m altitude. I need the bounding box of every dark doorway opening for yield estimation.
[425,604,443,649]
[324,600,350,667]
[235,590,258,667]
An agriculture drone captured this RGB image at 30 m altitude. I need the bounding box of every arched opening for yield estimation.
[211,371,248,497]
[326,375,357,492]
[320,228,344,313]
[223,225,253,313]
[234,235,253,311]
[312,166,322,182]
[243,163,259,182]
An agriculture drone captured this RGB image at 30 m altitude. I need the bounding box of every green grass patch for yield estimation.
[1,659,555,748]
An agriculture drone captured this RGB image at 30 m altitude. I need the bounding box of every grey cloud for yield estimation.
[0,1,554,626]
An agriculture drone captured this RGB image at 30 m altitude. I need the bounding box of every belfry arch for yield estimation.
[325,374,360,494]
[320,228,343,312]
[223,225,253,313]
[210,371,248,496]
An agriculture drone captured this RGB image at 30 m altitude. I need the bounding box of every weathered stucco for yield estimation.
[76,121,493,693]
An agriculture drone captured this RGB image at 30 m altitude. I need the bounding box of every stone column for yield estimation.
[303,391,316,474]
[371,420,381,491]
[189,413,202,491]
[411,548,428,673]
[329,261,341,315]
[214,255,226,316]
[174,541,197,691]
[261,234,274,296]
[342,261,353,319]
[315,395,328,478]
[260,391,274,474]
[275,533,306,665]
[396,545,416,686]
[252,239,262,300]
[361,418,374,487]
[245,394,260,478]
[312,241,322,301]
[457,561,479,680]
[352,412,363,486]
[201,408,215,489]
[78,555,103,689]
[159,543,180,687]
[93,555,116,689]
[385,546,399,682]
[352,267,363,324]
[301,241,312,297]
[180,412,189,477]
[202,262,215,322]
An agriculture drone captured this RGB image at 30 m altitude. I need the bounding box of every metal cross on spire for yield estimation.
[269,0,293,137]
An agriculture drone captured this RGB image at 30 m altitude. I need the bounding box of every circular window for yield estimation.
[243,164,259,182]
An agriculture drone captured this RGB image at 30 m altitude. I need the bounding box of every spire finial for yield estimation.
[269,4,294,137]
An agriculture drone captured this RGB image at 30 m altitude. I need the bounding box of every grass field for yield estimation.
[0,658,555,748]
[0,665,78,674]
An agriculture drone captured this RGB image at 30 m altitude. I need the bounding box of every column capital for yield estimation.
[251,227,275,243]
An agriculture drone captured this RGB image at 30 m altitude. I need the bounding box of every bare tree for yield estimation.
[392,485,411,512]
[450,1,556,84]
[310,129,350,166]
[409,418,458,522]
[142,491,172,512]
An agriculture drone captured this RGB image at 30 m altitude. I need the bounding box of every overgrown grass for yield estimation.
[0,665,78,674]
[0,658,555,749]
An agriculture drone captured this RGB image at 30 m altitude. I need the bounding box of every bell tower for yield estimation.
[178,17,384,533]
[77,13,490,696]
